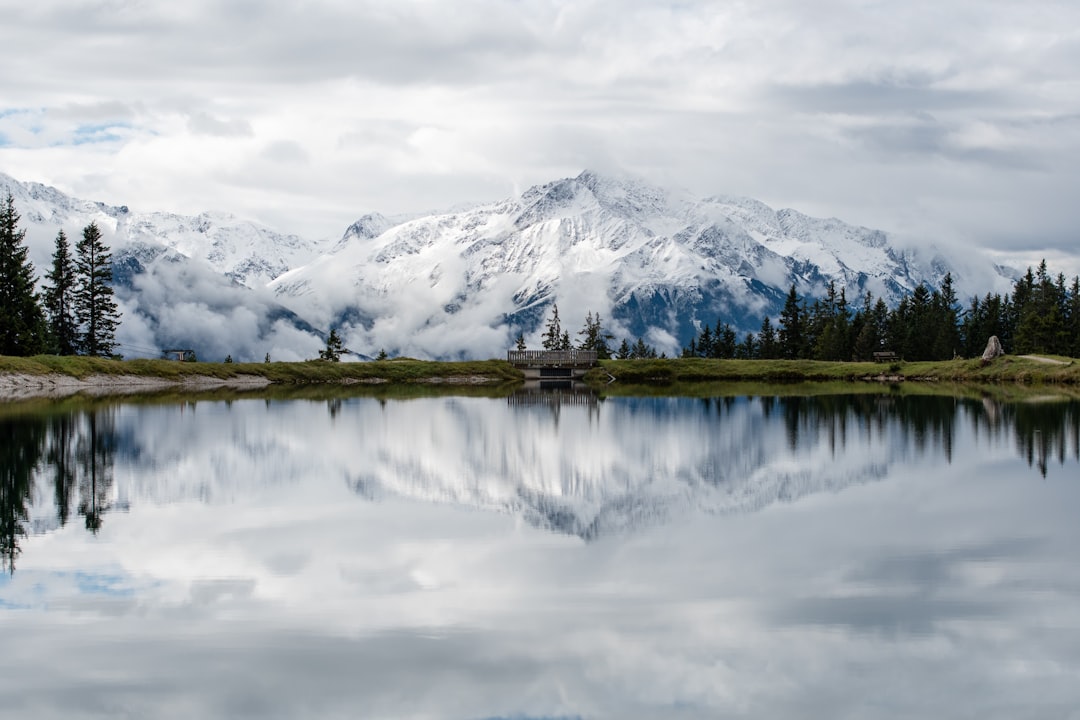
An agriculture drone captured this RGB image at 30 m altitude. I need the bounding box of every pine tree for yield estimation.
[73,222,120,357]
[778,284,805,359]
[319,328,344,361]
[616,338,631,360]
[42,229,79,355]
[541,304,562,350]
[577,311,614,359]
[715,322,737,359]
[758,316,778,359]
[515,332,526,351]
[0,192,46,356]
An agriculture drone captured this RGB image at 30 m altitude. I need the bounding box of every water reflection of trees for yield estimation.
[0,408,117,573]
[0,416,44,573]
[753,394,1078,477]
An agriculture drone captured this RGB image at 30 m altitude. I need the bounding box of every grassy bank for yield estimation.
[585,355,1080,386]
[3,353,1079,395]
[0,355,523,384]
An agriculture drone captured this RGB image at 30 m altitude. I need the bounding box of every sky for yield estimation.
[1,0,1079,274]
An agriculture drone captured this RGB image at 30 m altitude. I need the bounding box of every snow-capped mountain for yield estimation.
[1,172,329,362]
[271,170,1016,358]
[3,170,1016,360]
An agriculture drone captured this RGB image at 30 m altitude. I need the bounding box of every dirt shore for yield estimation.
[0,373,272,402]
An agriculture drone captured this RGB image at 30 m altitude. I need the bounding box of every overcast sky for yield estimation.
[1,0,1078,272]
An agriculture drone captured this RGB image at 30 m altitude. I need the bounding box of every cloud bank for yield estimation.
[1,0,1078,275]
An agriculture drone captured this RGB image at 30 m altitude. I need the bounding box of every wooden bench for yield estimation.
[873,351,899,363]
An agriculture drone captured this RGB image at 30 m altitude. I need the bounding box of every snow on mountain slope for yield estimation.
[1,172,326,361]
[3,169,1017,361]
[272,170,1015,359]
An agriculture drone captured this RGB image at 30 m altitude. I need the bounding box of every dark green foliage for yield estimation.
[0,192,46,356]
[680,261,1080,364]
[224,355,233,363]
[630,337,658,359]
[46,414,77,528]
[541,304,563,350]
[319,328,344,361]
[43,229,79,355]
[778,284,805,359]
[757,316,778,359]
[577,311,614,359]
[376,348,388,361]
[515,332,526,351]
[77,410,116,533]
[73,222,121,357]
[0,414,46,573]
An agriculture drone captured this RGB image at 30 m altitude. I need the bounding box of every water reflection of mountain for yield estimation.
[349,393,1080,540]
[3,393,1078,560]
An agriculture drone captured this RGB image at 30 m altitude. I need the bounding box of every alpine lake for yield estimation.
[1,381,1078,719]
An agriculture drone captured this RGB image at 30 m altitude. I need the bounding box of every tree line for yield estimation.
[0,193,121,358]
[518,304,663,360]
[683,263,1080,361]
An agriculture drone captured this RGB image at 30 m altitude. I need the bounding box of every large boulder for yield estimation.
[981,335,1004,362]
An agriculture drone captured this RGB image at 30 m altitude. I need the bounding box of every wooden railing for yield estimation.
[507,349,598,368]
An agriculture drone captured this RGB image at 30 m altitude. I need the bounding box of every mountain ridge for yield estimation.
[2,170,1016,360]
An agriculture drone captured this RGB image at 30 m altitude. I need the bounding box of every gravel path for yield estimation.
[1018,355,1072,365]
[0,373,271,402]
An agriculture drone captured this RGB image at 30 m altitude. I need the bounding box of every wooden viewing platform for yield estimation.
[507,350,598,368]
[507,349,598,379]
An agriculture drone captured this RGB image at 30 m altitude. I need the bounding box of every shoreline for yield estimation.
[2,353,1078,403]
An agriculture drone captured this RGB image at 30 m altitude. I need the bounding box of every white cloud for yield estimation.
[0,0,1078,264]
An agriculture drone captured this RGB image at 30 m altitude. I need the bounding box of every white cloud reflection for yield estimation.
[1,393,1079,717]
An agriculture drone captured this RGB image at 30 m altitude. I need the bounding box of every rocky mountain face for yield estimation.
[271,170,1014,357]
[3,170,1014,360]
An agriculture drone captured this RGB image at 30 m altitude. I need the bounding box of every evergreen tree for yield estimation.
[715,322,737,359]
[0,192,46,356]
[737,332,757,359]
[42,229,79,355]
[515,332,526,351]
[577,311,614,359]
[778,285,805,359]
[1070,276,1080,357]
[931,273,961,359]
[541,304,562,350]
[559,330,572,350]
[758,316,778,359]
[319,328,344,361]
[73,222,120,357]
[631,337,656,359]
[696,325,714,358]
[616,338,631,360]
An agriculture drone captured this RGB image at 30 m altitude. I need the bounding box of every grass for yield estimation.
[584,355,1080,387]
[0,355,523,384]
[3,354,1079,403]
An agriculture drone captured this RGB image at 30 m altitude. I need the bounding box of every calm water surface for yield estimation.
[1,388,1079,719]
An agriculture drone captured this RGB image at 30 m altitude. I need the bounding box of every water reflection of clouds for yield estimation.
[1,394,1079,718]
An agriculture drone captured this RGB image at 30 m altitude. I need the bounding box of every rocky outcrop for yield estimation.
[981,335,1004,363]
